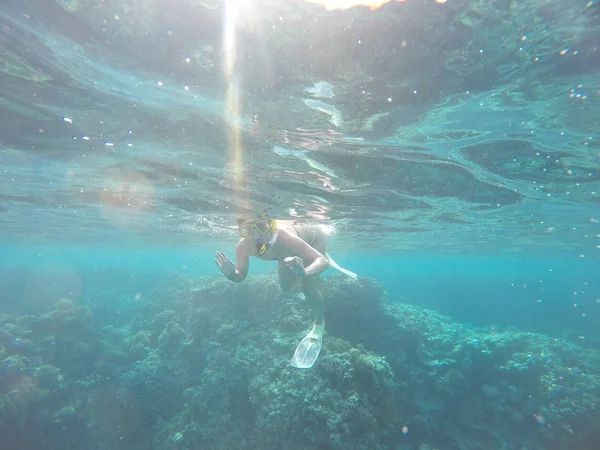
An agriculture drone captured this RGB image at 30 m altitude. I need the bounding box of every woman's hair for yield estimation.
[237,209,270,225]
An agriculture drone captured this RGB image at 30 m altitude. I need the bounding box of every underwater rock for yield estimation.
[0,328,12,345]
[7,336,39,356]
[185,306,215,340]
[125,330,151,362]
[53,405,76,423]
[34,364,61,389]
[54,298,74,311]
[152,310,178,330]
[128,343,148,363]
[30,299,93,338]
[157,322,185,352]
[0,359,46,419]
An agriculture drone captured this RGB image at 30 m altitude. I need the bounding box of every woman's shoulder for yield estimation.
[275,219,297,227]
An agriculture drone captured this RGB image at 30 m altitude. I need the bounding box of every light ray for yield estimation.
[223,0,246,214]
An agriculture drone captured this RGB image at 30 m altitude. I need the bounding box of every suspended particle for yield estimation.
[535,414,546,424]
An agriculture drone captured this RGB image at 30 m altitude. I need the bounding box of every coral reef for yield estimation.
[323,277,600,449]
[0,276,599,450]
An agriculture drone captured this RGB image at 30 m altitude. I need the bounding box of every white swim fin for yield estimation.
[325,252,358,281]
[290,323,324,369]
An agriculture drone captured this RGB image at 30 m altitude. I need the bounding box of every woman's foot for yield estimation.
[308,322,325,343]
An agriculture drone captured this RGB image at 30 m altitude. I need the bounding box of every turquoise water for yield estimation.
[2,0,600,448]
[3,244,597,338]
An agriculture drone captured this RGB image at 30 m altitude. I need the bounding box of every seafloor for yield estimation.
[1,274,598,450]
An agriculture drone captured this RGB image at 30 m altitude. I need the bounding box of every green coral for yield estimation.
[1,273,599,450]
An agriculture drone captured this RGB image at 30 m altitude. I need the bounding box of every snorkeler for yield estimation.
[214,210,357,369]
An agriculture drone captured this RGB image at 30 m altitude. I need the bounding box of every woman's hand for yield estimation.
[215,251,236,280]
[284,256,306,277]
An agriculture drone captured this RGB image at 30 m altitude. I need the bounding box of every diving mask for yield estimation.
[238,218,277,239]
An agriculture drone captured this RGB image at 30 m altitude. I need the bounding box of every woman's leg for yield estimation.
[301,275,324,325]
[300,226,328,324]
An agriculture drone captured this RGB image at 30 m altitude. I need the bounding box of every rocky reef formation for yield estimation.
[0,274,599,450]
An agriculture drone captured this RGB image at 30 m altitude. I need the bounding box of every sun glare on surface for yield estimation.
[303,0,404,11]
[304,0,446,10]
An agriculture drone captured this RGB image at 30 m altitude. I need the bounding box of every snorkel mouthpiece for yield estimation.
[257,241,268,255]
